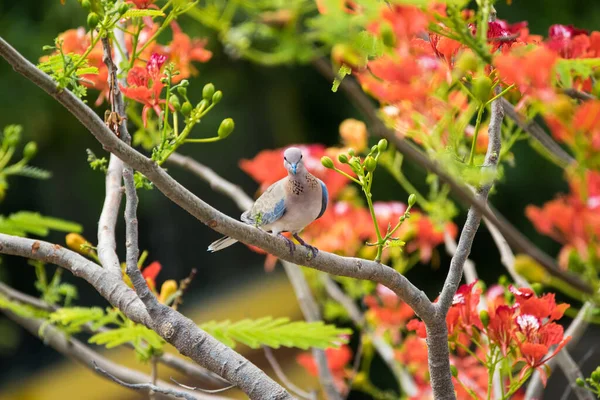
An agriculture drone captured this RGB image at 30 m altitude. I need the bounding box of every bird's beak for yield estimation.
[291,164,297,175]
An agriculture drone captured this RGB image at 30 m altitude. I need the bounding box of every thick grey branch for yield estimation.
[97,155,124,275]
[1,308,227,400]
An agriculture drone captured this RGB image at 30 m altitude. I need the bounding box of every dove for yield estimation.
[208,147,328,257]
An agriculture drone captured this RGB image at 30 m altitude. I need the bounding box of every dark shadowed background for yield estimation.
[0,1,599,399]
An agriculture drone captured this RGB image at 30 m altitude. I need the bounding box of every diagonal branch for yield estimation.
[310,58,590,294]
[0,308,228,400]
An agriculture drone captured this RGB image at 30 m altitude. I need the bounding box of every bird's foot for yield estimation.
[278,233,296,255]
[293,233,319,259]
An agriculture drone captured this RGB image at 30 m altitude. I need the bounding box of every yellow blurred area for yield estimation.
[0,273,320,400]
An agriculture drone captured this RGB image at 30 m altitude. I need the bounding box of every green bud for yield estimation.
[321,156,334,169]
[498,275,509,287]
[531,283,544,296]
[348,148,355,156]
[202,83,215,101]
[455,51,478,74]
[169,95,180,111]
[177,86,187,97]
[87,12,100,29]
[212,90,223,104]
[380,22,396,48]
[450,365,458,377]
[576,378,585,387]
[217,118,235,139]
[81,0,91,9]
[408,194,416,207]
[23,142,37,159]
[365,156,377,172]
[377,138,388,152]
[472,76,493,103]
[118,2,130,15]
[479,310,490,328]
[179,79,189,87]
[591,370,600,382]
[371,144,378,153]
[338,154,348,164]
[181,102,193,116]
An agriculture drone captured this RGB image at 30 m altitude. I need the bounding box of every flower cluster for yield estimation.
[406,282,571,394]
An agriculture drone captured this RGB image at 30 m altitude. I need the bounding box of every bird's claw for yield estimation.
[304,244,318,259]
[279,234,296,256]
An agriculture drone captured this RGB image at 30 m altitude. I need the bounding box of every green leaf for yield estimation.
[121,9,165,19]
[332,64,352,93]
[0,212,82,238]
[49,307,104,333]
[0,294,50,319]
[89,325,165,359]
[7,165,52,180]
[200,317,352,350]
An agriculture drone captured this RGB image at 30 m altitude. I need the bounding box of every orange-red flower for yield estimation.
[546,24,589,59]
[120,53,167,126]
[404,214,458,263]
[141,261,162,292]
[446,281,483,337]
[364,284,414,342]
[158,23,212,83]
[297,345,352,391]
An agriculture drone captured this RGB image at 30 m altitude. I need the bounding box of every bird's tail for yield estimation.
[207,236,239,252]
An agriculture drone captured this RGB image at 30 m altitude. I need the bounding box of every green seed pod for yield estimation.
[212,90,223,104]
[479,310,490,328]
[472,76,493,103]
[450,365,458,378]
[338,154,348,164]
[23,142,37,159]
[169,95,180,111]
[202,83,215,101]
[87,12,100,29]
[181,102,193,116]
[377,138,388,152]
[176,86,187,97]
[380,22,396,48]
[321,156,334,169]
[217,118,235,139]
[118,2,130,15]
[408,194,416,207]
[365,156,377,172]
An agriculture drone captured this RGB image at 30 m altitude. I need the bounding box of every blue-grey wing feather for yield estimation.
[316,180,328,220]
[241,179,286,226]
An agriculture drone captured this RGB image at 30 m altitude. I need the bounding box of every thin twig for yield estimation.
[0,281,56,311]
[562,88,595,101]
[170,378,236,394]
[93,361,198,400]
[263,347,315,400]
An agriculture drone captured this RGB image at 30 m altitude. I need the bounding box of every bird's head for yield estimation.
[283,147,304,176]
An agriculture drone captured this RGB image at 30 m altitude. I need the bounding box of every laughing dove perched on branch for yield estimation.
[208,147,328,257]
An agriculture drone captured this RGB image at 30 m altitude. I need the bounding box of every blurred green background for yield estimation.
[0,1,599,399]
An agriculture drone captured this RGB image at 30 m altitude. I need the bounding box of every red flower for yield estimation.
[405,214,458,263]
[158,23,212,83]
[141,261,162,292]
[297,345,352,391]
[487,305,517,356]
[446,282,483,336]
[120,53,167,126]
[364,284,415,342]
[546,24,589,58]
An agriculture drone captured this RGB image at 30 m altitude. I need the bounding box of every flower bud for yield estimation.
[81,0,91,9]
[158,280,178,304]
[592,369,600,382]
[339,119,367,152]
[179,79,189,87]
[380,22,396,48]
[338,154,348,163]
[377,138,388,152]
[365,156,377,172]
[479,310,490,327]
[181,102,193,116]
[348,148,355,156]
[321,156,334,169]
[202,83,215,101]
[118,2,130,15]
[576,378,585,387]
[177,86,187,97]
[66,233,92,256]
[450,365,458,377]
[87,12,100,29]
[352,372,368,389]
[408,194,416,207]
[218,118,235,139]
[371,144,378,153]
[23,142,37,159]
[472,76,493,103]
[169,95,180,111]
[197,99,209,110]
[212,90,223,104]
[455,51,478,74]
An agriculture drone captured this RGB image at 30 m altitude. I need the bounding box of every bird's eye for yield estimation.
[284,157,288,162]
[300,155,303,159]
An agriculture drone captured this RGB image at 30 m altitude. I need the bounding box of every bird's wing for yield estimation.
[316,179,328,220]
[241,180,287,227]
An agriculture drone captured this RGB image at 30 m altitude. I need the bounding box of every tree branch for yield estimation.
[263,347,316,400]
[0,308,228,400]
[310,57,590,294]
